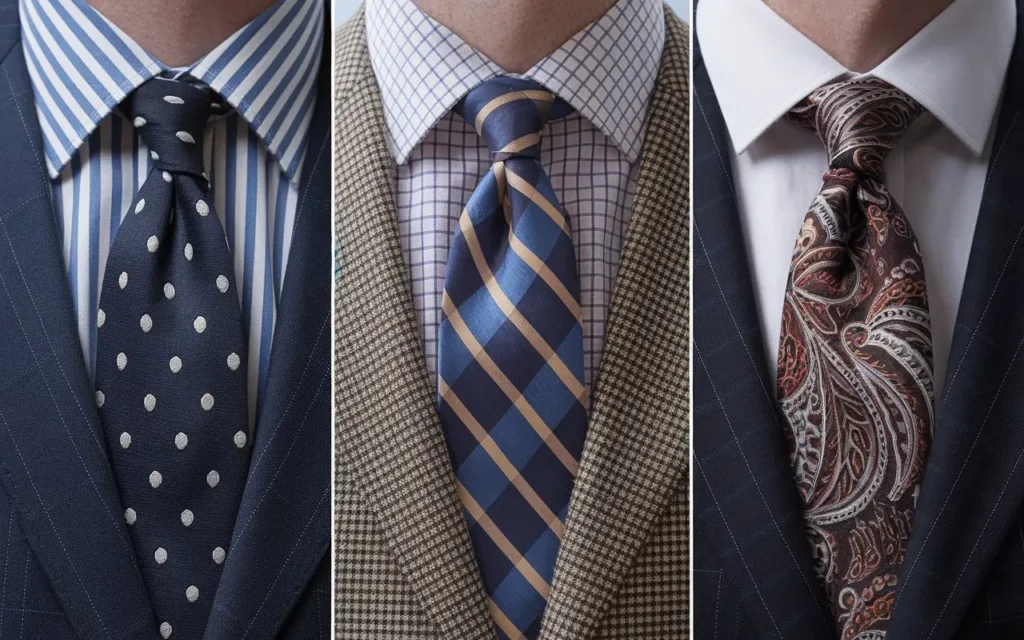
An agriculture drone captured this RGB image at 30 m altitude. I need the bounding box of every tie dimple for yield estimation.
[96,77,248,640]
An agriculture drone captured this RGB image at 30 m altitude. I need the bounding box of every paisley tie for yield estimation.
[777,77,934,638]
[437,77,586,640]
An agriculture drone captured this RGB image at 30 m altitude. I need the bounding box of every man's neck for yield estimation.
[88,0,277,67]
[413,0,617,73]
[763,0,952,72]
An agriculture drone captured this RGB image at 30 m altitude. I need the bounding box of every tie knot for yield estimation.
[456,77,568,160]
[788,77,923,177]
[125,78,225,178]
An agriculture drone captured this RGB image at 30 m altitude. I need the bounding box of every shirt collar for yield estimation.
[20,0,323,183]
[366,0,665,164]
[697,0,1016,156]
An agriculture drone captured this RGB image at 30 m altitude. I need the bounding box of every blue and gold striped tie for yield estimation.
[438,77,587,639]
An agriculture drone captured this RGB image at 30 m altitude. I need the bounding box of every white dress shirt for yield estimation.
[365,0,665,390]
[697,0,1016,402]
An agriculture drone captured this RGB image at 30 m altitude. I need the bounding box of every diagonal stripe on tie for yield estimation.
[437,76,587,639]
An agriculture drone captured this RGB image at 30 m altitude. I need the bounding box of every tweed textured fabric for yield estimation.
[334,6,689,640]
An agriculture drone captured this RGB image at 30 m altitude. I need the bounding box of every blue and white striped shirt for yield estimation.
[20,0,323,424]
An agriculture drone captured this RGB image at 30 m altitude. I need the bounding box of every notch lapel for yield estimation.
[691,30,833,639]
[0,16,157,640]
[333,12,495,640]
[888,4,1024,636]
[538,12,689,639]
[204,27,332,640]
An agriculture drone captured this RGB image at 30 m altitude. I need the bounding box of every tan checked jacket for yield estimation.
[334,6,690,639]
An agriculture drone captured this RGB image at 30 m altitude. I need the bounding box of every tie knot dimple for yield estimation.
[788,77,923,177]
[125,78,223,178]
[456,77,568,160]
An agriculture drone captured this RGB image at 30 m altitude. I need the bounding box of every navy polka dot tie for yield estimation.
[94,78,249,639]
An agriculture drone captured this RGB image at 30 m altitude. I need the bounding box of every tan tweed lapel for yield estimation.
[540,9,690,640]
[333,11,496,640]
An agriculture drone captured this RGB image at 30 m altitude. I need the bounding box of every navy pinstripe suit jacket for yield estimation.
[694,2,1024,637]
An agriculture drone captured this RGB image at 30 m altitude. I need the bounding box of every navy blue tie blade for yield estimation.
[95,78,249,639]
[438,76,586,640]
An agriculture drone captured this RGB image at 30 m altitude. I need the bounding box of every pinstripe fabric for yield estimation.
[335,7,689,640]
[19,0,323,426]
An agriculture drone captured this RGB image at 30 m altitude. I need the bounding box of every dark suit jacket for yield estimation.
[693,1,1024,638]
[0,1,331,637]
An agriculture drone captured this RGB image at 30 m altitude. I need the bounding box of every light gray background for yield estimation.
[333,0,690,26]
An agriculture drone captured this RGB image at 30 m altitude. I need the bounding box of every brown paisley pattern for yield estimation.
[777,77,933,640]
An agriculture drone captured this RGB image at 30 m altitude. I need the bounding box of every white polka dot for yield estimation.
[118,272,128,289]
[164,282,175,299]
[176,131,195,144]
[162,171,172,183]
[164,95,184,105]
[227,353,240,371]
[149,470,162,488]
[140,314,153,332]
[97,309,105,328]
[201,393,214,411]
[119,432,131,449]
[144,394,156,412]
[116,352,127,370]
[206,470,220,488]
[95,390,105,408]
[186,585,199,603]
[195,199,210,216]
[181,509,194,527]
[124,508,136,525]
[194,316,207,333]
[133,117,146,127]
[175,432,188,450]
[150,150,159,161]
[234,431,247,448]
[212,547,226,565]
[169,356,182,373]
[155,548,167,564]
[147,235,159,253]
[159,621,172,639]
[216,275,229,293]
[135,198,145,214]
[184,243,194,261]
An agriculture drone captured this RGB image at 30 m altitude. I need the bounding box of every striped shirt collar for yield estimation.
[366,0,665,164]
[19,0,323,183]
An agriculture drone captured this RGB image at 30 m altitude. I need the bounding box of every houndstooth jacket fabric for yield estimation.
[333,6,690,639]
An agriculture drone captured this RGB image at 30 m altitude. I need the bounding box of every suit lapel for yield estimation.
[691,28,833,639]
[538,12,689,640]
[204,27,332,640]
[0,14,157,640]
[333,12,495,640]
[888,4,1024,636]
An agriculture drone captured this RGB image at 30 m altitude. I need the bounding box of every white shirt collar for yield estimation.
[697,0,1016,156]
[365,0,665,164]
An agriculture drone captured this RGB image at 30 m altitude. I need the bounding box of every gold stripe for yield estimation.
[442,292,580,475]
[489,598,528,640]
[508,233,582,321]
[505,170,570,236]
[458,212,587,403]
[458,482,552,599]
[440,378,565,537]
[474,90,555,135]
[499,132,542,154]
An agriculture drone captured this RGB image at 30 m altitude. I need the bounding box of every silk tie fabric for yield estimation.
[94,78,250,639]
[437,77,587,640]
[777,77,934,638]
